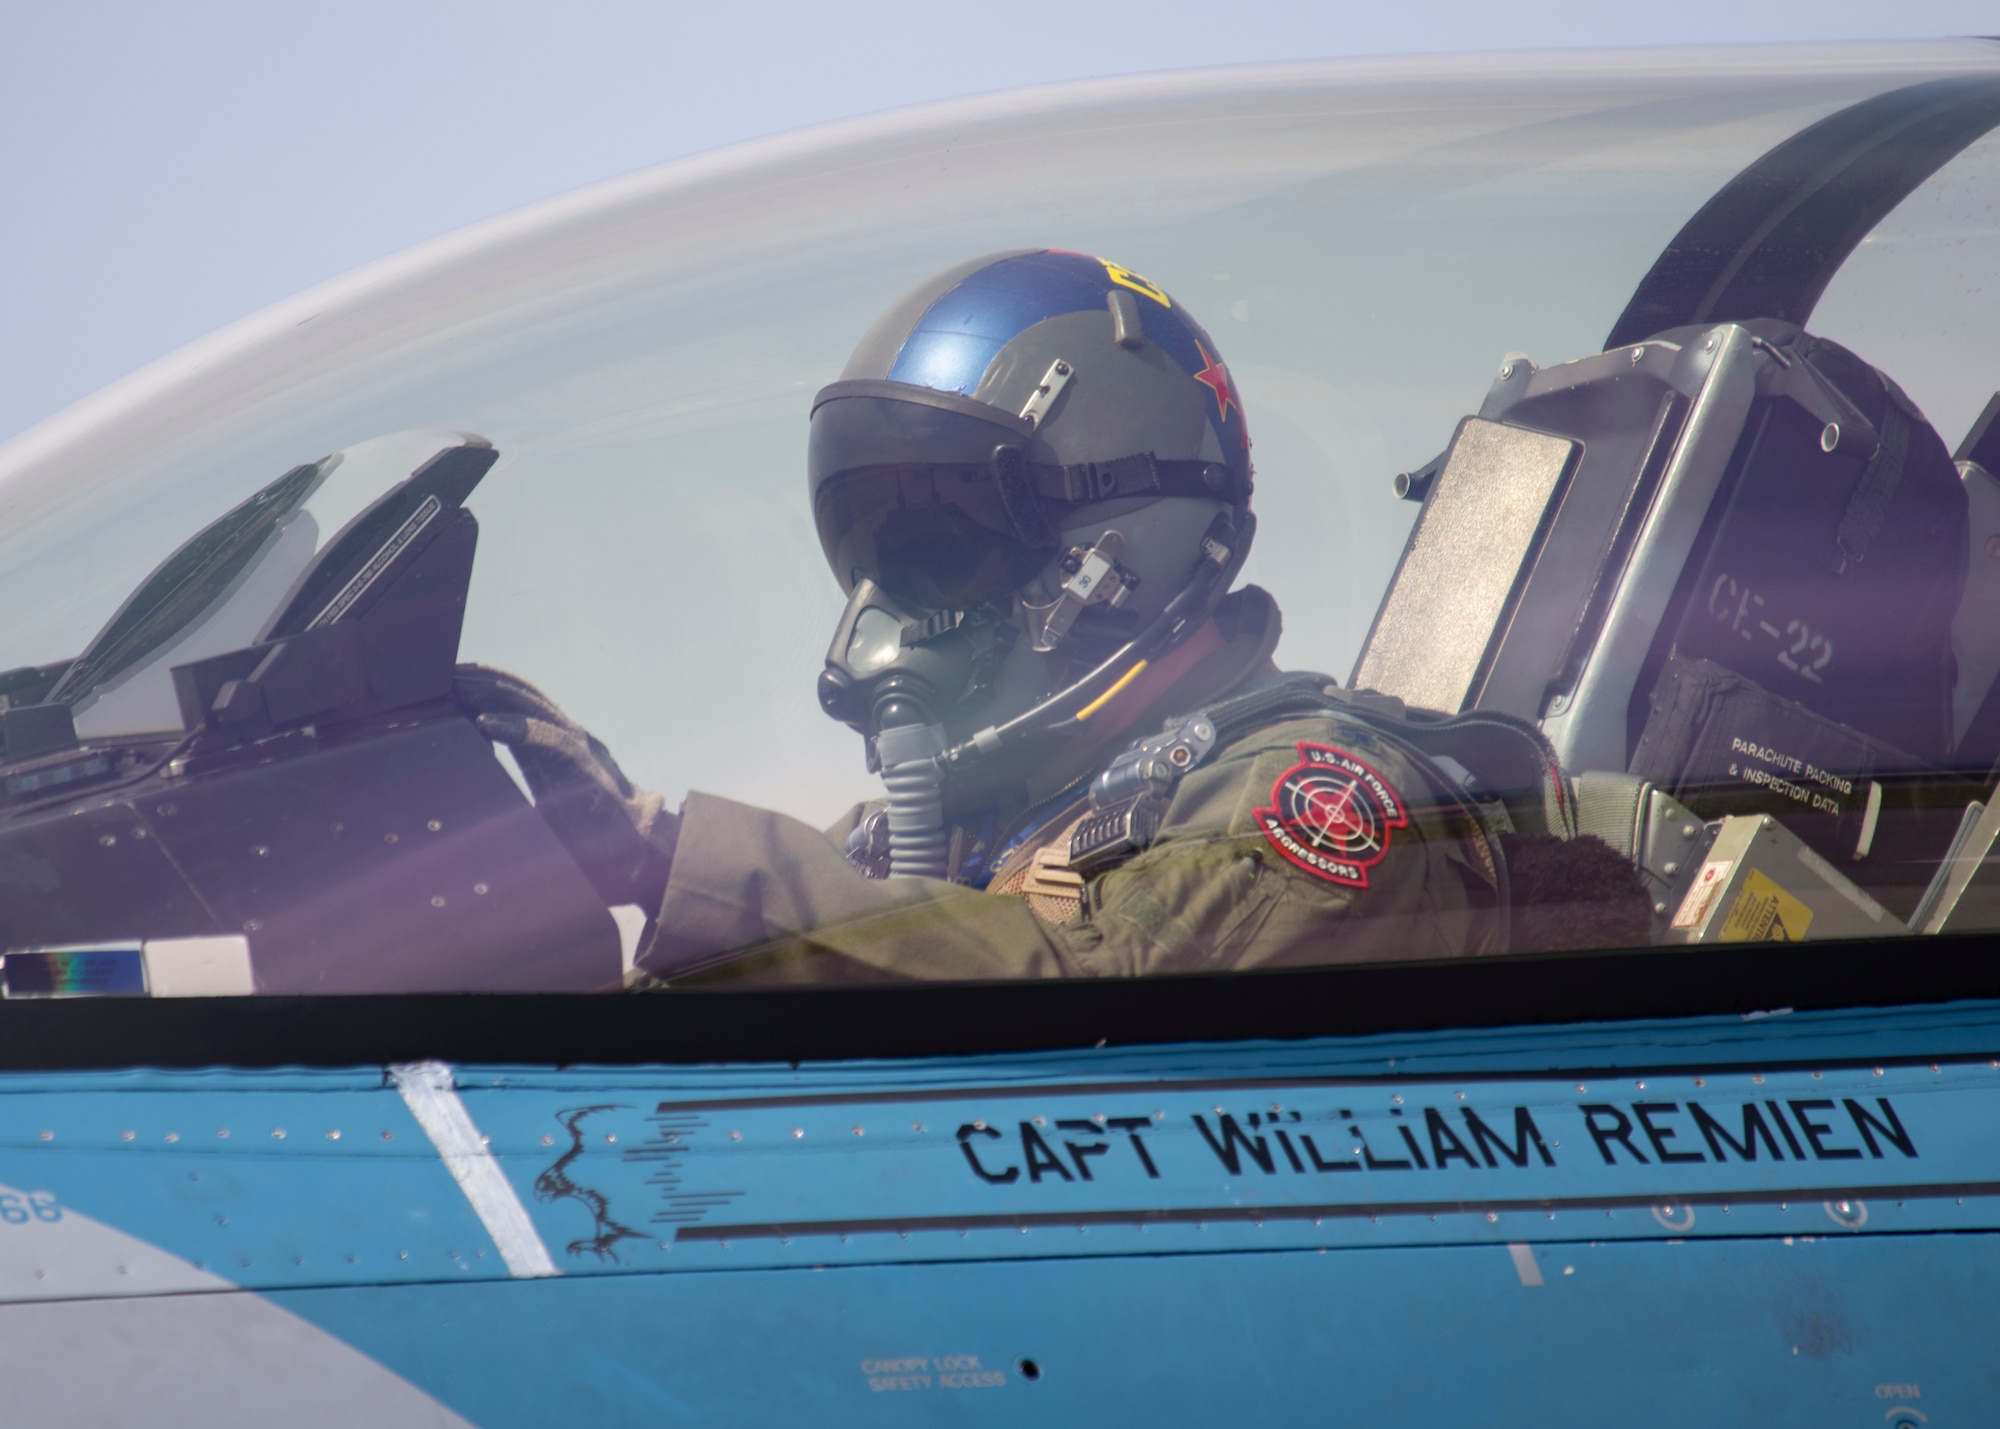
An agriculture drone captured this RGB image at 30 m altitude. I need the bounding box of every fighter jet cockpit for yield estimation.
[0,47,1996,998]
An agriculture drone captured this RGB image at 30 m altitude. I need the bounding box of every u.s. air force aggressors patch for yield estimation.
[1252,743,1408,888]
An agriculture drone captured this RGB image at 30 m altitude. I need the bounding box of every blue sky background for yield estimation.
[2,1,1994,445]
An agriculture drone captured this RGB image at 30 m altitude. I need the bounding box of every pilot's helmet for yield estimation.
[811,249,1255,756]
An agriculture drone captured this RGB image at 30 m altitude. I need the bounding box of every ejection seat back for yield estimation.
[1351,321,1982,918]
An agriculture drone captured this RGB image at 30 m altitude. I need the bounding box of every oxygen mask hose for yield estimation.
[873,687,951,879]
[876,722,950,878]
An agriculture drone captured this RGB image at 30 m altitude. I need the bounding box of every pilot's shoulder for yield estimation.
[1188,670,1425,772]
[1152,675,1444,829]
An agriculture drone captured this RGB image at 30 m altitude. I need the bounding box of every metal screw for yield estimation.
[473,883,489,895]
[1630,347,1644,365]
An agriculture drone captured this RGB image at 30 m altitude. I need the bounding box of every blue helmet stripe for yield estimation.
[888,252,1122,395]
[882,249,1246,463]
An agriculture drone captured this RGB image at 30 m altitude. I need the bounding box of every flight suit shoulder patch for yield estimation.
[1251,742,1409,889]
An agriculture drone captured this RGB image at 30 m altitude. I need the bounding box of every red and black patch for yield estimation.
[1252,743,1408,889]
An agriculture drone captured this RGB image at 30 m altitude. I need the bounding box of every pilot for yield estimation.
[459,250,1648,983]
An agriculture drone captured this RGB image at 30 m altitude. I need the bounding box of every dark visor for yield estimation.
[809,386,1055,610]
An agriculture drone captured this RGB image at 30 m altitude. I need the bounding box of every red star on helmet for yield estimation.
[1192,342,1240,426]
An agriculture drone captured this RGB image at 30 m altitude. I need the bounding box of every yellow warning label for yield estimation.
[1719,868,1815,943]
[1102,260,1171,307]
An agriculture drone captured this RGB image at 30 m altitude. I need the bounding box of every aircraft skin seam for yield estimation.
[674,1176,2000,1242]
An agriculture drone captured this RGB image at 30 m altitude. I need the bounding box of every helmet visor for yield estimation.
[809,389,1054,610]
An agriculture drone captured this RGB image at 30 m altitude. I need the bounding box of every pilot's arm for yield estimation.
[660,714,1502,983]
[646,792,1077,981]
[460,669,1508,983]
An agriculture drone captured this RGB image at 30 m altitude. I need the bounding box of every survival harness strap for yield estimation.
[1832,375,1916,575]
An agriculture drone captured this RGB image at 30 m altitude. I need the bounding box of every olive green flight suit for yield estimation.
[645,589,1504,984]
